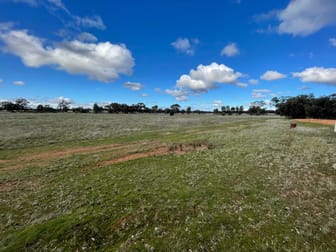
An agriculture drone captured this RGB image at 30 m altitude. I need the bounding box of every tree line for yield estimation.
[272,94,336,119]
[0,99,198,115]
[2,93,335,118]
[0,98,265,115]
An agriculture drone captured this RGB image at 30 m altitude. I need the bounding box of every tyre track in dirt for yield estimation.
[0,140,160,171]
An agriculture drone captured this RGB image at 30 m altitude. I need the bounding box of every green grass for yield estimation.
[1,113,335,251]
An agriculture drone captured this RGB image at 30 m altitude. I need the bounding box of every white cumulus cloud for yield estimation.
[260,70,286,81]
[177,63,243,91]
[277,0,336,36]
[0,28,134,83]
[12,80,25,86]
[221,43,240,57]
[166,63,243,101]
[171,37,199,56]
[292,67,336,85]
[123,82,143,91]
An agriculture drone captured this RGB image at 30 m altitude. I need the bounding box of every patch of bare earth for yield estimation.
[0,181,15,190]
[0,141,157,171]
[1,141,212,171]
[295,118,336,126]
[99,143,210,167]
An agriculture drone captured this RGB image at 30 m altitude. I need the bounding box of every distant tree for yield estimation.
[213,108,219,114]
[186,106,191,114]
[226,105,230,112]
[221,106,226,115]
[238,105,244,115]
[272,94,336,119]
[137,103,146,113]
[72,107,90,113]
[93,103,103,113]
[58,98,71,112]
[36,104,44,112]
[15,98,29,111]
[151,105,158,113]
[170,104,181,113]
[248,105,266,115]
[1,101,16,112]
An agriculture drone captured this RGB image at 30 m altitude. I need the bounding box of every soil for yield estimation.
[1,141,211,172]
[295,118,336,126]
[100,143,209,166]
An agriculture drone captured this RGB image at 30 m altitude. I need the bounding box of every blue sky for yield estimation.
[0,0,336,110]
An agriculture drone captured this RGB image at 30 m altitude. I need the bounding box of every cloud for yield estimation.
[0,79,3,83]
[123,82,143,91]
[44,96,73,108]
[292,67,336,85]
[0,22,15,31]
[236,82,248,88]
[10,0,38,6]
[165,88,189,101]
[252,89,271,99]
[249,79,259,85]
[46,0,70,14]
[141,93,149,97]
[260,70,286,81]
[171,37,199,56]
[212,100,224,108]
[166,63,243,101]
[55,96,72,103]
[221,43,240,57]
[12,80,25,86]
[75,15,106,30]
[77,32,97,42]
[277,0,336,36]
[299,85,311,90]
[177,63,243,92]
[0,28,134,82]
[7,0,106,31]
[329,38,336,46]
[253,10,279,23]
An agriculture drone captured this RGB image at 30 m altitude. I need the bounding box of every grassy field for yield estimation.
[0,113,335,251]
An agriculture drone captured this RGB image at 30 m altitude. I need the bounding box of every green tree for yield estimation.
[15,98,29,111]
[186,106,191,114]
[170,104,181,113]
[238,106,244,115]
[93,103,103,113]
[58,98,71,112]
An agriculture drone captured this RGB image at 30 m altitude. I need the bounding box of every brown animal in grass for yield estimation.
[290,123,297,129]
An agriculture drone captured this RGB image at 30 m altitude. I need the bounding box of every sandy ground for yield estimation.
[295,118,336,126]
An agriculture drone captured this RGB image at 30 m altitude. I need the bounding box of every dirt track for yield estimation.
[0,141,210,172]
[295,119,336,126]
